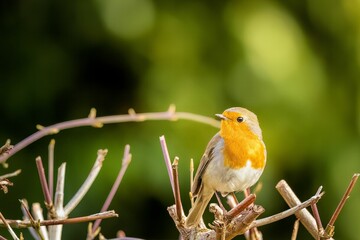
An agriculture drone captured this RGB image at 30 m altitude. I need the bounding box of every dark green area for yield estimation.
[1,0,359,239]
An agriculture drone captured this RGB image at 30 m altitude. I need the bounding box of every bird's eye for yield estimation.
[236,117,244,123]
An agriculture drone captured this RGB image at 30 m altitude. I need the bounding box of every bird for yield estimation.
[185,107,266,228]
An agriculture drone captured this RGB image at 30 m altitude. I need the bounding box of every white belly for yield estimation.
[202,140,264,194]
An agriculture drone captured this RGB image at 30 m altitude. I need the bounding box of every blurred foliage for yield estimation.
[1,0,360,239]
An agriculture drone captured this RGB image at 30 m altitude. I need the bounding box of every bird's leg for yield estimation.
[244,187,251,197]
[243,188,262,240]
[231,192,239,205]
[215,191,227,214]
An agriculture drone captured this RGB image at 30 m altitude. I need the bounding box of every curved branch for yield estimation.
[0,105,219,164]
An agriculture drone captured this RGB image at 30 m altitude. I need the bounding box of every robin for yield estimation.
[186,107,266,227]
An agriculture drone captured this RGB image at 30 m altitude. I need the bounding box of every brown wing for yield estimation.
[191,132,221,196]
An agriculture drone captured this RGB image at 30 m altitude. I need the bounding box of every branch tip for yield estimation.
[168,104,176,113]
[326,172,360,235]
[89,108,97,118]
[36,124,44,130]
[172,156,179,166]
[128,108,136,116]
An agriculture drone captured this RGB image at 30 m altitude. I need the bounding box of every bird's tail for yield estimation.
[185,186,214,228]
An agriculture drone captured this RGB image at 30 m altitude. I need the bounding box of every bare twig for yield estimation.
[0,212,19,240]
[0,211,118,228]
[0,105,220,164]
[160,135,175,196]
[19,199,36,225]
[32,203,49,240]
[49,162,66,240]
[48,139,55,199]
[0,169,21,180]
[172,157,183,222]
[291,219,300,240]
[35,156,53,209]
[226,194,256,220]
[20,199,38,239]
[19,199,45,240]
[252,190,323,228]
[275,180,332,240]
[190,158,194,206]
[311,186,324,236]
[223,205,265,239]
[64,149,108,215]
[324,173,360,238]
[90,145,132,236]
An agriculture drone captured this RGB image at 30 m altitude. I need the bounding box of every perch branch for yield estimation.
[0,105,220,164]
[226,194,256,220]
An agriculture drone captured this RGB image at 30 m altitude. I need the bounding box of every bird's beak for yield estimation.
[215,114,228,120]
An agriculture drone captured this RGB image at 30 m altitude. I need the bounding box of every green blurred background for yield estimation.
[1,0,360,239]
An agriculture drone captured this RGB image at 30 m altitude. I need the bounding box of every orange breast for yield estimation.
[221,123,266,170]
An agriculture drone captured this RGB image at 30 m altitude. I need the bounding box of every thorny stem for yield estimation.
[91,145,132,235]
[0,105,220,164]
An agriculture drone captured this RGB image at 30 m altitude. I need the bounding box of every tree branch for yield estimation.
[0,105,219,164]
[90,145,132,237]
[48,139,55,200]
[0,212,20,240]
[0,211,118,229]
[64,149,108,216]
[276,180,333,240]
[36,156,53,210]
[252,188,324,228]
